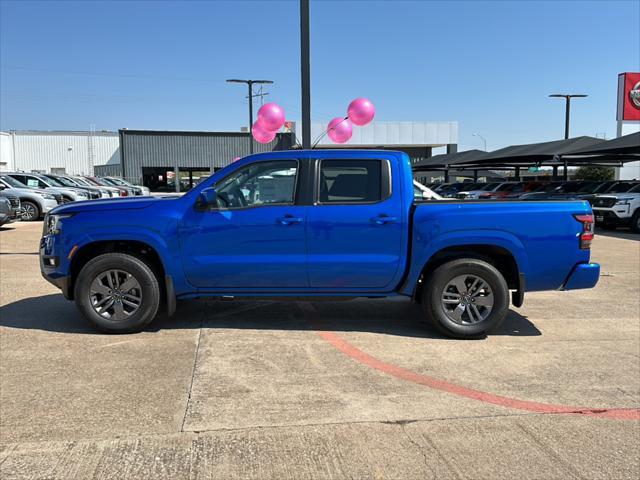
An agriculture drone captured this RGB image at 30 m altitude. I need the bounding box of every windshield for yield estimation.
[40,175,64,187]
[497,183,520,191]
[107,177,130,186]
[576,182,601,193]
[100,178,119,186]
[48,175,78,187]
[607,182,636,193]
[72,177,91,186]
[480,183,500,190]
[628,184,640,193]
[0,175,27,188]
[593,182,614,193]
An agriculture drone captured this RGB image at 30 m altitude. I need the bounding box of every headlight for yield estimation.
[615,197,633,205]
[44,214,74,235]
[42,193,56,200]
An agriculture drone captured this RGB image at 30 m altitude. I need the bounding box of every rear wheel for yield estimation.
[421,258,509,339]
[74,253,160,333]
[21,201,40,221]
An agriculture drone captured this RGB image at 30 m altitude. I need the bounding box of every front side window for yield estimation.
[319,160,384,203]
[214,160,298,209]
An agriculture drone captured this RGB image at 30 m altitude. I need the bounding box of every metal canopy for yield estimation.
[412,149,487,170]
[564,132,640,155]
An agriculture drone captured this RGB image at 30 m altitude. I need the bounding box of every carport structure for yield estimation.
[413,132,640,182]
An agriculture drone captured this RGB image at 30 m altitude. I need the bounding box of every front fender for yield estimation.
[399,229,529,296]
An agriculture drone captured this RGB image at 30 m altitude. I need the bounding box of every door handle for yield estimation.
[276,215,303,225]
[371,215,397,225]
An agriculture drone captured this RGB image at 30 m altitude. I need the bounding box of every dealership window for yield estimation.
[319,160,384,203]
[215,161,297,208]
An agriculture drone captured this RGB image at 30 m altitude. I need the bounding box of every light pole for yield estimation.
[472,132,487,151]
[300,0,311,149]
[227,79,274,153]
[549,93,587,179]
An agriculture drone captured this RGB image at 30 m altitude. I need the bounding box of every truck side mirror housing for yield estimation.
[199,187,218,207]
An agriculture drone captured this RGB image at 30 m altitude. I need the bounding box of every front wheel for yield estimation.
[74,253,160,333]
[421,258,509,339]
[21,201,40,221]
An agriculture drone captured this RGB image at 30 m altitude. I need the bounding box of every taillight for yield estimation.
[574,214,594,250]
[120,190,128,197]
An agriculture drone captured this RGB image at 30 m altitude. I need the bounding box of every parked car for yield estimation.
[0,175,59,221]
[71,176,122,197]
[456,182,502,199]
[592,183,640,232]
[580,181,638,205]
[5,172,91,203]
[0,192,22,226]
[413,180,442,200]
[45,174,112,198]
[102,177,151,196]
[41,150,599,339]
[478,182,524,199]
[0,197,13,227]
[83,176,132,196]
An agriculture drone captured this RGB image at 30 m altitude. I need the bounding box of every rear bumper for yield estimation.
[561,263,600,290]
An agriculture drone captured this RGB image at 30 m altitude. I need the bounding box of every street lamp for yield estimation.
[227,79,274,153]
[549,94,588,139]
[472,132,487,151]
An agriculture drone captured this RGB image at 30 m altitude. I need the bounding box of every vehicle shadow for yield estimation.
[0,294,541,339]
[595,227,639,241]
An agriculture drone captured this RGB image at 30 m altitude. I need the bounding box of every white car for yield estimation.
[592,183,640,233]
[413,180,442,200]
[457,182,503,199]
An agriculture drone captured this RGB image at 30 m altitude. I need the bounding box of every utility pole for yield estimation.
[300,0,311,149]
[227,79,273,154]
[549,93,587,180]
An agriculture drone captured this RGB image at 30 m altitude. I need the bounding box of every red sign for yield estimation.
[617,72,640,121]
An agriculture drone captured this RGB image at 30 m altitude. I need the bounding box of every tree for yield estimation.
[574,166,615,181]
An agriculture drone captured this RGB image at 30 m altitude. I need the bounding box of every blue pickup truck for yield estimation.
[40,150,600,338]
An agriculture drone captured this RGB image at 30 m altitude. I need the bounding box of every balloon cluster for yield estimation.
[327,98,376,144]
[252,103,286,144]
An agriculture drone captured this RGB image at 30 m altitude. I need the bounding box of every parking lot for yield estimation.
[0,221,638,479]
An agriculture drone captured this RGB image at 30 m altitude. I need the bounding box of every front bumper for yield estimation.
[562,263,600,290]
[40,234,73,299]
[593,207,631,226]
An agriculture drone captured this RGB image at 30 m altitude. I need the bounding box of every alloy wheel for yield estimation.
[90,270,142,322]
[21,204,36,221]
[441,274,494,325]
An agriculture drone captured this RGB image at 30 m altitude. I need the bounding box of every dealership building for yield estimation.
[0,121,459,192]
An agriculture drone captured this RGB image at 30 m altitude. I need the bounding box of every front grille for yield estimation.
[592,197,616,208]
[90,191,100,199]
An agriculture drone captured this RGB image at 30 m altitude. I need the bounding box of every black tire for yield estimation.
[631,209,640,234]
[21,200,40,221]
[421,258,509,339]
[74,253,160,333]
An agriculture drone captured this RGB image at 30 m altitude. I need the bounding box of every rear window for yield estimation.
[319,160,387,203]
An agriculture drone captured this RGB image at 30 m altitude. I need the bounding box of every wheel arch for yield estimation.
[412,244,521,303]
[68,240,166,300]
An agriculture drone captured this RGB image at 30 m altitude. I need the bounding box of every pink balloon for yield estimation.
[252,122,276,144]
[257,102,286,132]
[327,117,353,144]
[347,97,375,126]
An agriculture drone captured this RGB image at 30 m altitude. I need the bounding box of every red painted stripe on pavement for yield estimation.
[316,330,640,421]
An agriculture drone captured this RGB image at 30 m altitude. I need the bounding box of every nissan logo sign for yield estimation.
[631,81,640,109]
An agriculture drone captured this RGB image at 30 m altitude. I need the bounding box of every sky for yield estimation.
[1,0,639,151]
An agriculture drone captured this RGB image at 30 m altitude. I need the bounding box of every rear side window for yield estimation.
[319,160,388,203]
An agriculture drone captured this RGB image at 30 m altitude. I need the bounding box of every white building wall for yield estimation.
[1,131,120,175]
[307,121,458,147]
[0,132,14,171]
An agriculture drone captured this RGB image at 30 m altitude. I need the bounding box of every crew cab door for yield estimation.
[306,158,404,289]
[179,160,308,289]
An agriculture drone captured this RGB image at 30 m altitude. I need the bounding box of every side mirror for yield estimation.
[199,187,218,206]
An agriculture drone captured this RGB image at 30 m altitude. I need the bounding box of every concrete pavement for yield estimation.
[1,221,638,479]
